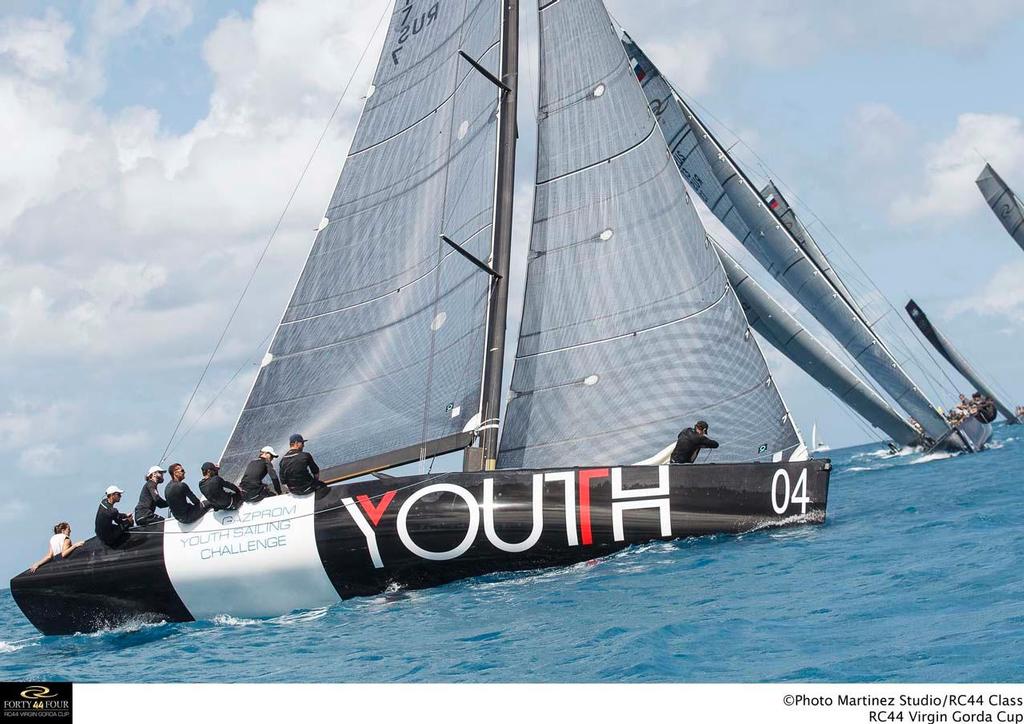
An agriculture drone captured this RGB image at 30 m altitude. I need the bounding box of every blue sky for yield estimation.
[1,0,1023,582]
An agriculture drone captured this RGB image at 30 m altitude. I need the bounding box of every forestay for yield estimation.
[221,1,503,478]
[621,32,949,443]
[498,0,802,469]
[976,163,1024,252]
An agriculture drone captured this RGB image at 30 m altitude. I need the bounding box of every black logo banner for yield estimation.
[1,682,71,722]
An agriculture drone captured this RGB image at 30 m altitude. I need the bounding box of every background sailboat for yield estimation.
[622,31,987,454]
[906,299,1018,426]
[977,163,1024,252]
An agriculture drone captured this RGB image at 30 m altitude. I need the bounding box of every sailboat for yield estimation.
[621,32,989,455]
[906,299,1017,431]
[977,163,1024,252]
[11,0,831,636]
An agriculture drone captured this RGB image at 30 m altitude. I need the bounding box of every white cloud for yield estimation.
[18,443,65,474]
[892,113,1024,223]
[606,0,1021,97]
[0,398,79,475]
[948,259,1024,323]
[0,9,73,80]
[0,0,388,371]
[94,430,151,452]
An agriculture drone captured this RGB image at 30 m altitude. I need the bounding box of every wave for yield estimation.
[0,638,36,653]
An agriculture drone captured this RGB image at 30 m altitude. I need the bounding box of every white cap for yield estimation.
[105,485,124,496]
[260,446,278,458]
[147,465,167,476]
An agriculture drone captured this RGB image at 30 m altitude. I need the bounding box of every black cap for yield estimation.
[201,461,219,474]
[289,433,307,444]
[695,420,709,430]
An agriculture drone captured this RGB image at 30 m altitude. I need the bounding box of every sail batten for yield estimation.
[498,0,802,468]
[976,163,1024,251]
[622,32,950,443]
[220,1,506,479]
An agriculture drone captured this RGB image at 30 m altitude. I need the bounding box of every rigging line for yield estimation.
[158,1,393,463]
[163,329,276,461]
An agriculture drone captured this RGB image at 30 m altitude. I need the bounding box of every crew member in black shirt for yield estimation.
[279,434,326,495]
[670,420,720,464]
[199,462,243,511]
[134,465,168,526]
[95,485,133,546]
[239,446,282,502]
[164,463,208,524]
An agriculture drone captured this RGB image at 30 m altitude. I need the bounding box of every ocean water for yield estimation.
[2,425,1022,683]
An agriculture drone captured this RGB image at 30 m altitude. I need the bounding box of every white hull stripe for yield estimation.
[162,495,340,620]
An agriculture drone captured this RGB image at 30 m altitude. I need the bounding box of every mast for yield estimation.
[476,0,519,471]
[905,299,1020,424]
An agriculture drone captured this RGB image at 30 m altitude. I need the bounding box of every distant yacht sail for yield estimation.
[905,299,1019,424]
[811,423,829,452]
[622,32,960,447]
[498,0,803,468]
[715,241,919,445]
[976,163,1024,252]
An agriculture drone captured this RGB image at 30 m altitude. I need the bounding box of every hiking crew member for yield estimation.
[135,465,168,526]
[199,462,243,511]
[239,446,282,502]
[670,420,720,464]
[973,392,998,424]
[164,463,208,524]
[279,434,326,495]
[95,485,133,547]
[30,522,84,573]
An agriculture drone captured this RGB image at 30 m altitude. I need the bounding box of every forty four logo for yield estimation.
[341,467,672,569]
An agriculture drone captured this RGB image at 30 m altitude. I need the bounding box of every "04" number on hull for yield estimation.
[771,468,810,515]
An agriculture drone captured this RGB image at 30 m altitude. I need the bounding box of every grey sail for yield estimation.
[221,1,505,479]
[905,300,1019,424]
[498,0,803,469]
[759,181,861,315]
[976,163,1024,251]
[716,242,919,445]
[622,32,950,443]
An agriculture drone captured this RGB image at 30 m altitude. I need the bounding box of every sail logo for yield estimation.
[342,467,673,569]
[391,1,440,66]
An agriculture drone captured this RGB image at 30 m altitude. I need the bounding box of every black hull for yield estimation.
[929,416,993,454]
[12,461,830,635]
